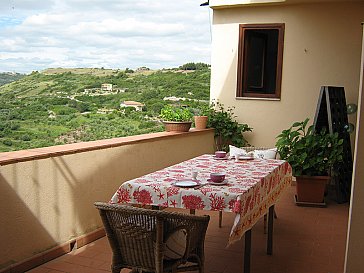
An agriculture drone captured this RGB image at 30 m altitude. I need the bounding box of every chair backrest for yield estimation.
[94,202,210,273]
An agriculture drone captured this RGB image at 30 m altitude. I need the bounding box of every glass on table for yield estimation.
[191,170,199,180]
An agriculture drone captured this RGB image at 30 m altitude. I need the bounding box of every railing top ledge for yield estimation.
[0,129,214,166]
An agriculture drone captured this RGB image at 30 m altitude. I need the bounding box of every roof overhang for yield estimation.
[209,0,364,9]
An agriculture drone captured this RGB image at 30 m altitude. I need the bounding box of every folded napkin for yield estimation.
[228,145,251,159]
[253,148,277,159]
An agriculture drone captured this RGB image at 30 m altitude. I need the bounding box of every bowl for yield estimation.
[215,151,227,158]
[210,173,226,183]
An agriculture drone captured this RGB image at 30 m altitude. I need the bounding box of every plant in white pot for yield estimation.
[160,105,193,132]
[275,118,344,204]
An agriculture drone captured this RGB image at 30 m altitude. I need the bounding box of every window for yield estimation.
[236,23,285,99]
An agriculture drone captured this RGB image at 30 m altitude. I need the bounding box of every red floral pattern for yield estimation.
[209,193,226,211]
[133,188,153,204]
[115,188,131,203]
[110,154,292,245]
[182,195,205,209]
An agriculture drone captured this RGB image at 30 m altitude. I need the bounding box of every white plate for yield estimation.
[213,155,229,160]
[207,179,229,186]
[173,180,199,187]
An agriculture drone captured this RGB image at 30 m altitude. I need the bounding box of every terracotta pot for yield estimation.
[163,121,192,132]
[296,175,330,203]
[194,116,208,129]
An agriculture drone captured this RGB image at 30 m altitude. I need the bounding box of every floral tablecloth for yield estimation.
[110,154,292,245]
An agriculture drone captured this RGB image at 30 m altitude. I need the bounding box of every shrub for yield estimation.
[276,118,344,176]
[206,101,252,151]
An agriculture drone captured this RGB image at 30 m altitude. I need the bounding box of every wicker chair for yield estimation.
[94,202,210,273]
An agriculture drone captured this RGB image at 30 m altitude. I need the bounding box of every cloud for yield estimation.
[0,0,211,73]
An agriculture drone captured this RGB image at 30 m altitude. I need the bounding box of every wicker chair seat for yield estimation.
[95,202,210,273]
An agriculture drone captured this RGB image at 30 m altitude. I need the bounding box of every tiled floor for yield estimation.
[27,185,349,273]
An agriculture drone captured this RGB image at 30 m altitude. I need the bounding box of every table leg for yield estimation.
[244,229,252,273]
[219,211,223,228]
[267,205,274,255]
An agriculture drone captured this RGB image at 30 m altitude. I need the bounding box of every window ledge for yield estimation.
[0,129,214,166]
[236,97,281,101]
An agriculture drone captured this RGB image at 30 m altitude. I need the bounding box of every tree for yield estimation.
[179,62,210,70]
[125,68,134,73]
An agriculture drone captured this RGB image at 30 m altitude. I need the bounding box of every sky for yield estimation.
[0,0,212,74]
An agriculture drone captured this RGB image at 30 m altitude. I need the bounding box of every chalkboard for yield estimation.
[313,86,353,203]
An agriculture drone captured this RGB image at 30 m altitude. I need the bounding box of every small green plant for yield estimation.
[276,118,344,176]
[160,105,193,122]
[206,101,252,151]
[192,103,211,116]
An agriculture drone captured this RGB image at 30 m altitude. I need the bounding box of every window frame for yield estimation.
[236,23,285,100]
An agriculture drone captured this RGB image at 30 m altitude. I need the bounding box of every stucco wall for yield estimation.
[210,1,364,147]
[344,24,364,273]
[0,130,215,269]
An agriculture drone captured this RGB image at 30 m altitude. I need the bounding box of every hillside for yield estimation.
[0,72,25,86]
[0,66,210,152]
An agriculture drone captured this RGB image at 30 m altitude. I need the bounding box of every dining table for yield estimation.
[110,154,292,273]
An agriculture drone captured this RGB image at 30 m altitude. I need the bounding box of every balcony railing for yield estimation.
[0,129,215,272]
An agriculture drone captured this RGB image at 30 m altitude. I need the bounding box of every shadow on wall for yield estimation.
[0,174,56,269]
[63,137,213,234]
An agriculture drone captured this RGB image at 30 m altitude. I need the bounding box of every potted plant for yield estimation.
[193,104,210,130]
[160,105,193,132]
[206,101,252,151]
[276,118,344,204]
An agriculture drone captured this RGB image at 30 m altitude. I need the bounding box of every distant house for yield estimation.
[101,83,113,91]
[163,96,186,102]
[120,101,145,111]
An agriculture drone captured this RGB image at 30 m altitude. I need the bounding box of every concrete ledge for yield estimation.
[0,129,214,166]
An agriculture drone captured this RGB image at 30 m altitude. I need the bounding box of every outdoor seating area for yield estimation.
[1,1,364,272]
[27,185,349,273]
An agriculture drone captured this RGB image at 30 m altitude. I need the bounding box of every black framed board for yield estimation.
[313,86,353,203]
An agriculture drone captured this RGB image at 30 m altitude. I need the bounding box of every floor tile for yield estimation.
[27,185,349,273]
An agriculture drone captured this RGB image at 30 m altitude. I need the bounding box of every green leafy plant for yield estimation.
[160,105,193,122]
[193,103,210,116]
[275,118,344,176]
[206,101,252,151]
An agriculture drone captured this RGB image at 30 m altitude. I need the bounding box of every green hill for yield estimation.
[0,65,210,152]
[0,72,25,86]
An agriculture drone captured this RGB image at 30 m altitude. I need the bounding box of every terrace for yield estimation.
[1,0,364,272]
[0,129,351,273]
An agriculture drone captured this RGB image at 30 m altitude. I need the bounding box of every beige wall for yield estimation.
[0,130,215,269]
[344,24,364,273]
[210,1,364,147]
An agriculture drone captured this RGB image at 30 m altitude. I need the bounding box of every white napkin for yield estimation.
[253,148,277,159]
[228,145,248,159]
